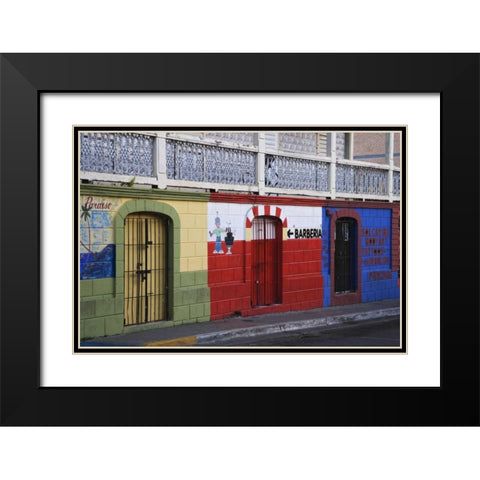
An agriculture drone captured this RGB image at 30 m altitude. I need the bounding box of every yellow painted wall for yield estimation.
[80,196,208,274]
[163,200,208,272]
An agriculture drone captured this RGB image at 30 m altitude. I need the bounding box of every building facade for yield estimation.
[79,130,401,340]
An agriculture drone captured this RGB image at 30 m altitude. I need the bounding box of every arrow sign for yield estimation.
[287,229,293,238]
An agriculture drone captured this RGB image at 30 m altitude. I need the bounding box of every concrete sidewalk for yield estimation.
[80,298,400,347]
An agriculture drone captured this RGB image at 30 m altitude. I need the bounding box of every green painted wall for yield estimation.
[80,270,210,340]
[79,188,211,340]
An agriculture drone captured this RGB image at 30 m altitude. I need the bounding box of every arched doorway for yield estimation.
[251,216,282,306]
[124,212,168,325]
[330,209,362,306]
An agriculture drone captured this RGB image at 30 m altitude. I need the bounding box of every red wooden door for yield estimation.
[251,216,282,306]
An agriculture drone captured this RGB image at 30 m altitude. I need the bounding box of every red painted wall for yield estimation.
[207,193,400,319]
[208,237,323,320]
[281,238,323,312]
[208,240,251,320]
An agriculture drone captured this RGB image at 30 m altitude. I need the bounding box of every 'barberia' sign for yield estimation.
[287,228,323,239]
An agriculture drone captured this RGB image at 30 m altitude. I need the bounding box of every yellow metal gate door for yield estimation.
[124,213,167,325]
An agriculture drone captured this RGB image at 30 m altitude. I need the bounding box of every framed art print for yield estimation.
[73,124,405,355]
[1,54,478,425]
[46,97,420,389]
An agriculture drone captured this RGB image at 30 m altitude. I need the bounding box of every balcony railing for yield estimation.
[166,139,257,186]
[336,163,388,197]
[393,171,401,196]
[80,131,401,201]
[265,154,330,193]
[80,132,154,177]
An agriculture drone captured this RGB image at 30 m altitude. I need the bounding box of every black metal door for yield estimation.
[335,218,356,293]
[124,213,167,325]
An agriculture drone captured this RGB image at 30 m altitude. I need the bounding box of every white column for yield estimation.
[329,132,337,199]
[257,132,266,195]
[386,132,394,202]
[155,132,167,189]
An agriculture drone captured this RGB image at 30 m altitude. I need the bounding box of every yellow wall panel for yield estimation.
[182,243,197,258]
[187,229,205,244]
[188,256,203,272]
[163,200,207,219]
[165,201,190,214]
[180,258,188,271]
[182,214,198,228]
[194,215,206,229]
[195,243,207,257]
[162,200,208,272]
[187,202,206,214]
[180,230,189,244]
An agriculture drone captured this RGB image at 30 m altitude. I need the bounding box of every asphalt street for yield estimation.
[80,299,401,348]
[198,316,400,347]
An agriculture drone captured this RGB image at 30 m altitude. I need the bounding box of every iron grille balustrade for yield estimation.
[265,154,330,192]
[393,171,401,196]
[204,132,255,146]
[166,139,257,185]
[336,164,388,196]
[80,132,154,177]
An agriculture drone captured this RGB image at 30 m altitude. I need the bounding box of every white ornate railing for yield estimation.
[80,132,154,177]
[336,163,389,197]
[80,131,401,201]
[166,139,257,185]
[264,154,330,193]
[393,171,401,196]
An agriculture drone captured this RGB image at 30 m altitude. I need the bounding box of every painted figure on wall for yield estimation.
[224,225,234,254]
[209,215,225,254]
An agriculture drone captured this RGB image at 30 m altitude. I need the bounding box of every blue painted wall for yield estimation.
[322,207,400,306]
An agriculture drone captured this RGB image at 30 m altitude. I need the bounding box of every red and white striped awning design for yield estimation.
[245,205,288,228]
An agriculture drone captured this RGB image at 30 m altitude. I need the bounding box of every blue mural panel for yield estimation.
[80,244,115,279]
[80,196,118,280]
[91,211,112,229]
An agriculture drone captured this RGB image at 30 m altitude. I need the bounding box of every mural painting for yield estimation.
[209,214,225,254]
[80,196,118,280]
[208,212,236,255]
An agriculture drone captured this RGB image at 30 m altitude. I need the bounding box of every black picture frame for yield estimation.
[1,53,478,426]
[74,124,406,354]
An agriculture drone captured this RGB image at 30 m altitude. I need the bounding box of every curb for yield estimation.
[143,307,399,347]
[144,335,198,347]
